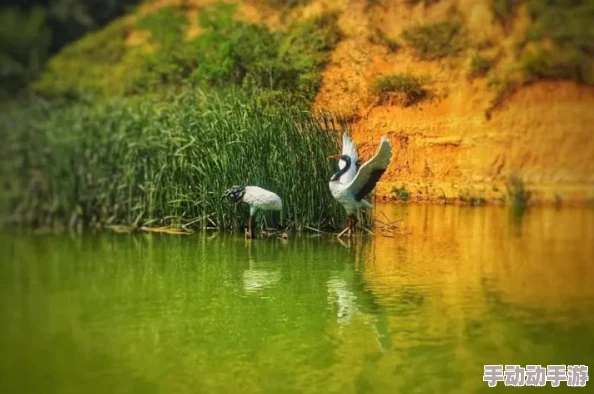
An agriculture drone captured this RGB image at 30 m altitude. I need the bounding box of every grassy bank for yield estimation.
[0,1,361,234]
[32,3,341,107]
[1,91,368,233]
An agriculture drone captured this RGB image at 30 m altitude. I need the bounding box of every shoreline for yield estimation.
[374,181,594,207]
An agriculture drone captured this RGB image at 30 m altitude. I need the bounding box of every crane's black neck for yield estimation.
[330,155,351,182]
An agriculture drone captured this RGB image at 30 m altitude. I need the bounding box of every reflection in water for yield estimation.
[243,267,281,294]
[243,257,282,294]
[242,241,282,294]
[0,205,593,394]
[327,276,358,325]
[326,242,393,354]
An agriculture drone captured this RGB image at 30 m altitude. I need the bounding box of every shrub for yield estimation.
[485,70,522,118]
[520,47,593,85]
[32,18,133,96]
[257,0,310,8]
[392,185,410,202]
[402,20,465,60]
[372,73,428,106]
[0,7,51,99]
[32,4,341,107]
[515,0,594,85]
[459,194,487,206]
[507,174,530,209]
[491,0,518,27]
[524,0,594,56]
[468,53,491,78]
[137,6,188,45]
[370,28,399,52]
[0,1,140,97]
[406,0,440,6]
[486,0,594,117]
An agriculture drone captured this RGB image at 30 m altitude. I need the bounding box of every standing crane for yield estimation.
[328,133,392,237]
[223,186,282,239]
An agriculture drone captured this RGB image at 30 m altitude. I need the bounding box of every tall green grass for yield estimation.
[1,91,371,232]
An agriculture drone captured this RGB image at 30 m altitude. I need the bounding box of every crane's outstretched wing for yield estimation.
[340,133,359,184]
[346,136,392,201]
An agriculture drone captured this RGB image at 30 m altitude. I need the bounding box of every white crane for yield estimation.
[328,133,392,237]
[222,186,282,239]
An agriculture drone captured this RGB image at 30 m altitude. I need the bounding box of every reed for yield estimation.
[1,90,373,232]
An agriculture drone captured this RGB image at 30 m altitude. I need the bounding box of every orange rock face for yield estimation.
[310,0,594,205]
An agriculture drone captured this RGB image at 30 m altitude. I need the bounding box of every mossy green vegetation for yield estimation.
[392,185,410,202]
[32,18,133,96]
[0,7,51,99]
[491,0,519,27]
[507,174,530,213]
[459,193,487,206]
[33,3,341,106]
[486,0,594,115]
[485,68,524,117]
[518,0,594,85]
[402,20,465,60]
[370,28,400,52]
[406,0,440,6]
[468,53,491,79]
[524,0,594,54]
[0,1,140,98]
[258,0,310,8]
[372,73,428,106]
[137,5,188,44]
[0,91,366,232]
[519,47,593,84]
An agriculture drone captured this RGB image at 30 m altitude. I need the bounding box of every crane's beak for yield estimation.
[328,154,341,160]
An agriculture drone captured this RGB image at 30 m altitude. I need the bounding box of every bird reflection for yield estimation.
[242,239,282,294]
[243,265,281,294]
[326,239,392,353]
[327,276,359,325]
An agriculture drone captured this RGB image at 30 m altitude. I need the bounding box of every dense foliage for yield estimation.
[0,91,364,232]
[0,0,139,98]
[34,4,341,106]
[401,20,465,60]
[372,74,428,106]
[519,0,594,84]
[0,2,353,232]
[486,0,594,113]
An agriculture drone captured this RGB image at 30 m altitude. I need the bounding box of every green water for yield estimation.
[1,205,593,394]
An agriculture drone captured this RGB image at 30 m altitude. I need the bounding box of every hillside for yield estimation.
[23,0,594,206]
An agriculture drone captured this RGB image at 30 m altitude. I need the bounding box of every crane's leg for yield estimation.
[338,215,356,238]
[246,215,255,239]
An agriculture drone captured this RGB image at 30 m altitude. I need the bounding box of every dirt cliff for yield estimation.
[308,0,594,205]
[95,0,594,205]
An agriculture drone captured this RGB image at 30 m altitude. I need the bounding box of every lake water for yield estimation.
[1,205,593,393]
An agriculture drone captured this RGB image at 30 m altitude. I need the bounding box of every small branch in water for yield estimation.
[105,225,135,233]
[139,226,192,235]
[304,225,331,235]
[336,227,349,238]
[207,217,218,229]
[183,216,204,228]
[363,227,374,235]
[142,218,161,226]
